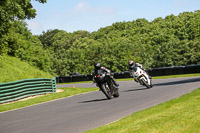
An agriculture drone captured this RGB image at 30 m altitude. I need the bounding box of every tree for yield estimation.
[39,29,61,49]
[0,0,46,38]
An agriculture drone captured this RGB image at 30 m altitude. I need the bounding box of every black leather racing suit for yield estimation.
[92,67,119,87]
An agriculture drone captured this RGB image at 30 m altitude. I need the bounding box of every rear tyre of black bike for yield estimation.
[113,88,119,98]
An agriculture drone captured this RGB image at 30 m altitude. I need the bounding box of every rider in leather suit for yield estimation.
[128,60,151,83]
[92,63,119,87]
[128,60,143,70]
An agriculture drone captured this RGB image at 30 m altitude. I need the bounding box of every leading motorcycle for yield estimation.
[93,69,119,99]
[130,66,153,89]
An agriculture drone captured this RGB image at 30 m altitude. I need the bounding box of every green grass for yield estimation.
[0,55,53,83]
[0,87,98,112]
[85,88,200,133]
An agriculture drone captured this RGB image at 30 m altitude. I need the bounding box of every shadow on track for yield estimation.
[122,87,149,92]
[154,77,200,86]
[79,98,109,103]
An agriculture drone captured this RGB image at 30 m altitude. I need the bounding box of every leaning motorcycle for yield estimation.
[130,66,153,89]
[93,69,119,99]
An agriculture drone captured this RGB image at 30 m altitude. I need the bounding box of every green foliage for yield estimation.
[0,21,53,73]
[0,0,46,38]
[0,1,51,75]
[36,10,200,76]
[1,6,200,77]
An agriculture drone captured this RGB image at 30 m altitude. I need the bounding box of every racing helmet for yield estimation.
[94,62,101,70]
[128,60,135,66]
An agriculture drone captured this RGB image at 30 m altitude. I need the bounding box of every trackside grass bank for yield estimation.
[85,87,200,133]
[0,55,53,83]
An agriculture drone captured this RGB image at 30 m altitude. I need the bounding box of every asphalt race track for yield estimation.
[0,76,200,133]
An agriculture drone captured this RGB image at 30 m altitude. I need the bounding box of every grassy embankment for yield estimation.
[0,55,52,83]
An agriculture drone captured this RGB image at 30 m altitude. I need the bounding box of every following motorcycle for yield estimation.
[93,69,119,99]
[130,66,153,89]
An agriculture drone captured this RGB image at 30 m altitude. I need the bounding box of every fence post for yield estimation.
[52,77,57,92]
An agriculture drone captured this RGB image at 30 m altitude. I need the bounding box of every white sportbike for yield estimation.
[130,66,153,88]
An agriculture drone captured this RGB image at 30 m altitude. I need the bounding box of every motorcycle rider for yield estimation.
[128,60,152,83]
[128,60,143,70]
[92,63,119,87]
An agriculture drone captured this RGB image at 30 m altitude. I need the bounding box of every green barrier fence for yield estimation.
[0,77,56,104]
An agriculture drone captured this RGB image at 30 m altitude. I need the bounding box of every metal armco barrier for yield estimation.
[0,77,56,104]
[56,65,200,83]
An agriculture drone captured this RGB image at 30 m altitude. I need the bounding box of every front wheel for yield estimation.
[100,84,112,99]
[150,79,153,88]
[141,78,150,89]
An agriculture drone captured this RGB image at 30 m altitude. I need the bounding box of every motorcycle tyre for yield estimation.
[141,78,150,89]
[113,86,119,98]
[113,89,119,98]
[100,84,112,99]
[150,79,153,88]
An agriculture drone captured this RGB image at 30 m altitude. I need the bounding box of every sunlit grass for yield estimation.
[85,88,200,133]
[0,55,52,83]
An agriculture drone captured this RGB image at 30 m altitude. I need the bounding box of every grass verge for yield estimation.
[0,87,98,113]
[85,87,200,133]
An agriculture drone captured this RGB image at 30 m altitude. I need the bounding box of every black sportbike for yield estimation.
[93,69,119,99]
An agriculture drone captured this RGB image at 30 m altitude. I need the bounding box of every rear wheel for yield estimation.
[101,84,112,99]
[113,88,119,98]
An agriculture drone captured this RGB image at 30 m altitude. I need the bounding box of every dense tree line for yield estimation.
[0,1,200,76]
